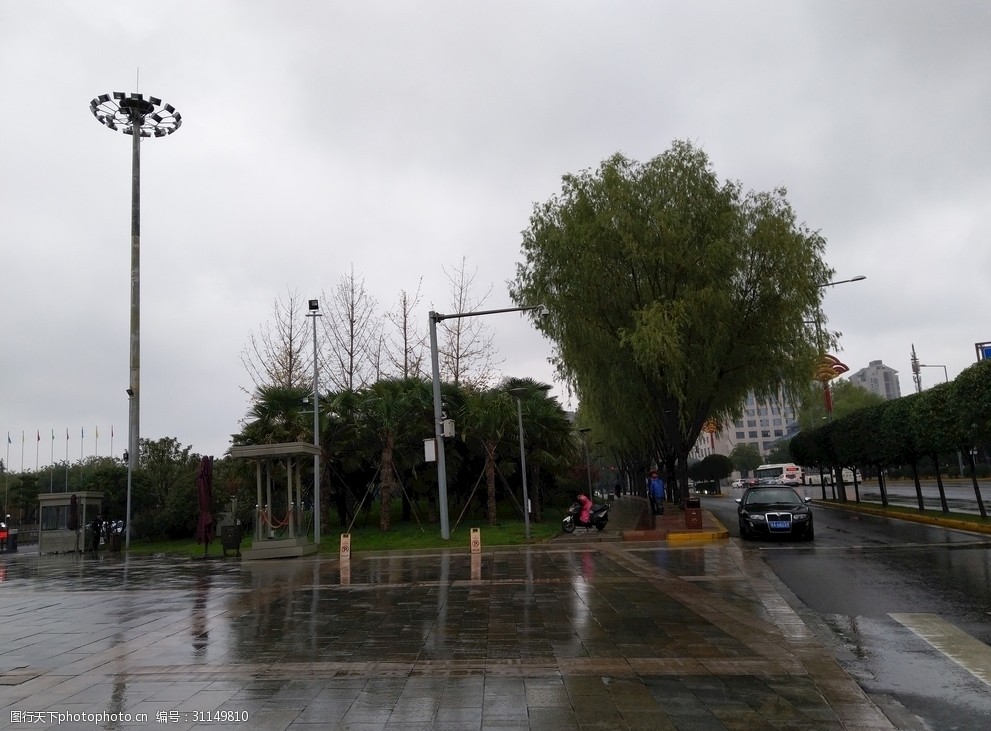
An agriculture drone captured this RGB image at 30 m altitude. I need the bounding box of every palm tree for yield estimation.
[353,378,432,531]
[503,377,576,521]
[460,387,518,525]
[235,384,313,445]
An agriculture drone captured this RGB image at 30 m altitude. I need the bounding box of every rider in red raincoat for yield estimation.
[577,492,593,524]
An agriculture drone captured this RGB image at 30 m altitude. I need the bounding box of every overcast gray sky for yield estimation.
[2,1,989,465]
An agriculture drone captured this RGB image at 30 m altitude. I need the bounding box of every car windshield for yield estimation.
[744,488,802,507]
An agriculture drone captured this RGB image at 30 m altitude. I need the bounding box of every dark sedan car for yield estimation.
[736,485,814,541]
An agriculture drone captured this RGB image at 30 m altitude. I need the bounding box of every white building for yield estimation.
[848,360,901,401]
[691,391,801,463]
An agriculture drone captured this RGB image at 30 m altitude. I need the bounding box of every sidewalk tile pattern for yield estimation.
[0,499,894,730]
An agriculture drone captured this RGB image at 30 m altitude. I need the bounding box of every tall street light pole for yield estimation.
[815,275,867,417]
[90,92,181,550]
[428,304,548,539]
[307,299,322,544]
[507,385,548,541]
[512,393,531,541]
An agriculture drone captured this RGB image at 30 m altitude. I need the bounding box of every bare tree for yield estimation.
[439,257,500,389]
[385,280,427,379]
[322,265,382,392]
[240,289,313,392]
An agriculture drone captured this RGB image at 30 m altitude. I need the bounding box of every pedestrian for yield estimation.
[90,515,103,555]
[648,471,665,515]
[614,482,622,500]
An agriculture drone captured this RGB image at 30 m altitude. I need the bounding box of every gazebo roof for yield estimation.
[229,441,320,460]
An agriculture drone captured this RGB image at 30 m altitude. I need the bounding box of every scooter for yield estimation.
[561,500,610,533]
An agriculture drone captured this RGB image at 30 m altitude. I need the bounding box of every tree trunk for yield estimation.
[379,434,395,531]
[967,450,988,518]
[911,461,924,510]
[932,453,949,513]
[486,441,498,525]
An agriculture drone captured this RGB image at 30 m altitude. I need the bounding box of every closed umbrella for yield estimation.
[68,494,79,553]
[195,456,215,556]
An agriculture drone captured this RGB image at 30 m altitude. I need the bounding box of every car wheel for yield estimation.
[803,521,815,541]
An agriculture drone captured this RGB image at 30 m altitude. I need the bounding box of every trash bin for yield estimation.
[685,497,703,529]
[221,525,243,558]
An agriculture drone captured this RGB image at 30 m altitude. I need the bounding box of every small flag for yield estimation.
[6,432,10,445]
[66,428,69,441]
[111,425,114,438]
[96,426,100,439]
[37,430,40,442]
[81,427,84,439]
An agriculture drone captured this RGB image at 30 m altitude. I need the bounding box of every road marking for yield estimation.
[757,541,991,552]
[890,613,991,687]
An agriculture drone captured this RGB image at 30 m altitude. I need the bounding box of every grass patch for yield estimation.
[124,516,562,558]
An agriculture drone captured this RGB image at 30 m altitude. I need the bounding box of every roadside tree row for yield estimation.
[790,358,991,516]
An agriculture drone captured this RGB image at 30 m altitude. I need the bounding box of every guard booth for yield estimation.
[38,492,104,554]
[230,442,320,560]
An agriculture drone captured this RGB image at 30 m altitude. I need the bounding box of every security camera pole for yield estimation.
[428,304,548,539]
[90,92,182,549]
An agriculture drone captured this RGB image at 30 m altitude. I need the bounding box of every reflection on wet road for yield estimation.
[705,495,991,731]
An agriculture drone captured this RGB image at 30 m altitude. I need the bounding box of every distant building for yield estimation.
[848,360,901,401]
[693,390,801,463]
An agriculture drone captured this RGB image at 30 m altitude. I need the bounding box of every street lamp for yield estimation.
[577,428,593,496]
[306,299,322,544]
[507,385,550,541]
[90,91,182,551]
[428,304,548,539]
[819,275,866,288]
[508,390,531,540]
[813,275,867,417]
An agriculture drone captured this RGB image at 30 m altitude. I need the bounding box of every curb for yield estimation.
[621,512,730,543]
[812,500,991,535]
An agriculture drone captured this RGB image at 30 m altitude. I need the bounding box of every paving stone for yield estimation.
[0,502,895,729]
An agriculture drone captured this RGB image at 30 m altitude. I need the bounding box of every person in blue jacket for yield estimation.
[648,471,665,515]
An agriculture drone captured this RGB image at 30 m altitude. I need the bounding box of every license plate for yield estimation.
[768,520,791,530]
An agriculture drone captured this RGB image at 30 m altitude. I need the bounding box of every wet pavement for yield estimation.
[0,498,894,730]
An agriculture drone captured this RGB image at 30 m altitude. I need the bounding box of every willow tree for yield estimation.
[511,141,833,495]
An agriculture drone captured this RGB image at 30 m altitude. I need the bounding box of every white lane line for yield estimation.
[890,613,991,687]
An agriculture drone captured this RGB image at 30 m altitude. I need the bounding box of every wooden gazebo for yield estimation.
[230,441,320,560]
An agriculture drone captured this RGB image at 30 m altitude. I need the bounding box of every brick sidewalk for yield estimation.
[0,518,893,730]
